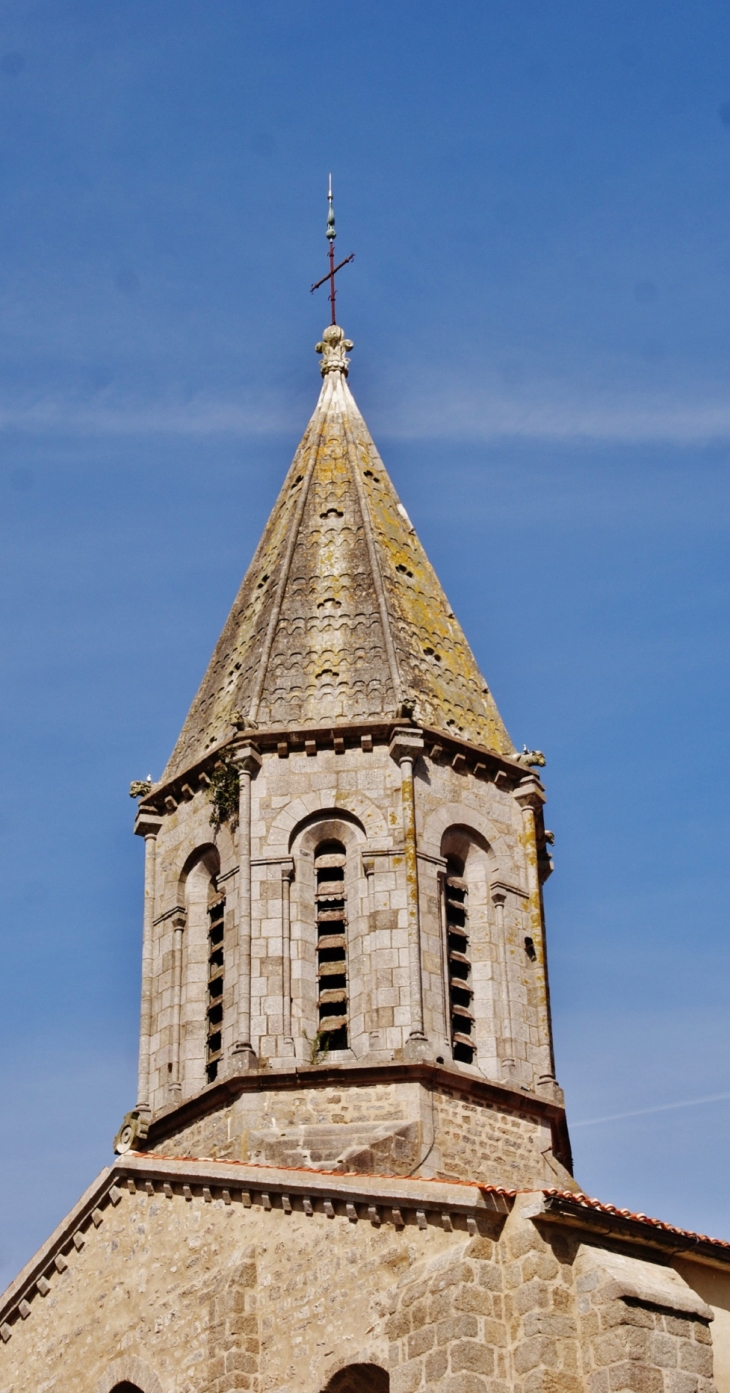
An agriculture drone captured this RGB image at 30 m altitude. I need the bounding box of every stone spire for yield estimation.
[162,327,513,785]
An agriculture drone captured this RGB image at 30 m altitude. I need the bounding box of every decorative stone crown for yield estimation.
[316,323,353,377]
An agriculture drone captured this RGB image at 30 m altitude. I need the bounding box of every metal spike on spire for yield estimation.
[311,175,354,325]
[326,172,336,242]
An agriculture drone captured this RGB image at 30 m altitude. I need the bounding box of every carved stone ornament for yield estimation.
[113,1109,149,1155]
[315,323,354,377]
[511,745,546,768]
[129,779,153,799]
[231,709,258,731]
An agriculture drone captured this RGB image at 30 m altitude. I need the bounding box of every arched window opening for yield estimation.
[110,1385,144,1393]
[315,839,348,1050]
[206,892,226,1082]
[321,1365,389,1393]
[445,854,475,1064]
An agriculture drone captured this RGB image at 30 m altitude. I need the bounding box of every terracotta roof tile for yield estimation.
[543,1188,730,1251]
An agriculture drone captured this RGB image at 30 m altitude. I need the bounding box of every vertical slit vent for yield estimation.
[445,856,474,1064]
[314,840,348,1050]
[206,897,225,1082]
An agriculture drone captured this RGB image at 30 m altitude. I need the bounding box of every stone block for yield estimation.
[442,1375,490,1393]
[407,1325,435,1358]
[450,1340,495,1375]
[663,1375,700,1393]
[678,1341,713,1377]
[426,1347,449,1381]
[607,1364,663,1393]
[391,1359,425,1393]
[512,1336,559,1375]
[436,1315,480,1346]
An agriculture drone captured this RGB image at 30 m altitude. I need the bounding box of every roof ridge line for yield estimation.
[247,388,332,724]
[340,380,404,711]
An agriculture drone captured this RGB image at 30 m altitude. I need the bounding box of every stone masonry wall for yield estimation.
[3,1179,720,1393]
[148,1076,567,1190]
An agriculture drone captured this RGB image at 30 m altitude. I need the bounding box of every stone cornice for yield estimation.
[134,720,541,821]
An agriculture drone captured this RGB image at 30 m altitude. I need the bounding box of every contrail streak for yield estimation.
[572,1091,730,1127]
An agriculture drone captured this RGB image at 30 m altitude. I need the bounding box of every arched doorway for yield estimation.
[321,1364,389,1393]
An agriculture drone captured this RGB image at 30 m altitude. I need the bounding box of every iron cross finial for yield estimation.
[310,175,354,326]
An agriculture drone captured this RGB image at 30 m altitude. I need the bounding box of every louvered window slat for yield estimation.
[314,841,349,1050]
[445,857,475,1065]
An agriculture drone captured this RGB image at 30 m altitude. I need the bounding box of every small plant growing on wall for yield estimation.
[302,1029,331,1065]
[208,756,240,832]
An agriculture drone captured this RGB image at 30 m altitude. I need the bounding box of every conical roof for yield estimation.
[162,325,513,783]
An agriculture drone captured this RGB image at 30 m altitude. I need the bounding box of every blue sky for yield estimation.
[1,0,730,1286]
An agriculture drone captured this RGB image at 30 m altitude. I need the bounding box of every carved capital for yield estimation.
[389,727,425,766]
[231,742,262,778]
[513,775,546,812]
[134,809,163,839]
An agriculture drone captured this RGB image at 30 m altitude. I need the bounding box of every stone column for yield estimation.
[169,908,186,1096]
[134,808,163,1111]
[389,728,427,1049]
[230,742,261,1071]
[514,775,556,1088]
[281,859,295,1054]
[490,886,516,1081]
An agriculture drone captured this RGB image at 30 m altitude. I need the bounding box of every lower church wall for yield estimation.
[1,1178,723,1393]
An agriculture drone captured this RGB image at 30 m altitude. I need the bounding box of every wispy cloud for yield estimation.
[573,1091,730,1128]
[0,376,729,445]
[381,378,730,444]
[0,389,300,438]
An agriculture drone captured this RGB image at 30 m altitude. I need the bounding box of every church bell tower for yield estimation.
[118,231,572,1187]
